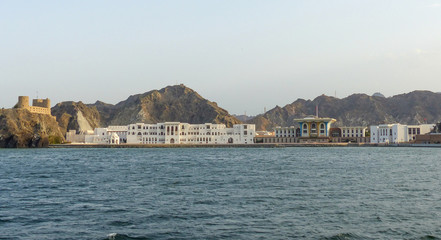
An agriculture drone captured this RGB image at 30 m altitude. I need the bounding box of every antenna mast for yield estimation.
[316,104,319,118]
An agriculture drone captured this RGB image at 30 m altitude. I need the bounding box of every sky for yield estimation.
[1,0,441,115]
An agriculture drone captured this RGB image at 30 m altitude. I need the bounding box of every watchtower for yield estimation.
[17,96,30,109]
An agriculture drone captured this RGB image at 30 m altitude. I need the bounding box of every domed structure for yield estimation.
[372,92,385,98]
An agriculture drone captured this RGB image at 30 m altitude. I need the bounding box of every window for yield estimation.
[310,123,317,134]
[320,123,325,134]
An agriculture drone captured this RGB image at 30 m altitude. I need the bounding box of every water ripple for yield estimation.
[1,147,441,239]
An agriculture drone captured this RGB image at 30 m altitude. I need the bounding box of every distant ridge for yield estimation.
[248,90,441,130]
[52,85,241,133]
[51,87,441,133]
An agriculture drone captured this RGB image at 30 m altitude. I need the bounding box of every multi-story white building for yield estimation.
[275,126,298,138]
[126,122,255,144]
[66,122,255,145]
[370,123,434,143]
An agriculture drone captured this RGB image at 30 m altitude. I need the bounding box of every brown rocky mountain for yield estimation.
[0,109,64,147]
[51,101,102,135]
[52,84,241,133]
[249,91,441,131]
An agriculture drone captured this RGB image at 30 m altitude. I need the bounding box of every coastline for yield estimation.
[48,143,441,148]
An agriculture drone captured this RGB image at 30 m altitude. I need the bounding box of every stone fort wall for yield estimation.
[17,96,51,115]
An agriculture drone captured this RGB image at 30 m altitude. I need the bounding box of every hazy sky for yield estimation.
[1,1,441,115]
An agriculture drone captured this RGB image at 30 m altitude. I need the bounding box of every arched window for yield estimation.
[310,123,317,134]
[320,123,325,134]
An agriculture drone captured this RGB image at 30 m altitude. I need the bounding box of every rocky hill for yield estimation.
[0,109,64,148]
[249,91,441,131]
[51,101,102,135]
[52,84,241,133]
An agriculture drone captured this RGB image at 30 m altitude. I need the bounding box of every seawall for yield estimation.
[48,143,441,148]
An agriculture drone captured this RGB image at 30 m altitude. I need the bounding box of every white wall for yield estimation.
[126,122,256,144]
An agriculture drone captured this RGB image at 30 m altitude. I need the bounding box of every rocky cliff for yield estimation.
[0,109,64,148]
[51,101,101,135]
[249,91,441,131]
[52,84,241,133]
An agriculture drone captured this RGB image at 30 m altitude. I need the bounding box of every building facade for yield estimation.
[329,127,369,143]
[340,127,367,138]
[275,126,299,138]
[370,123,434,143]
[293,116,336,142]
[66,126,127,144]
[67,122,255,145]
[294,116,336,138]
[126,122,255,144]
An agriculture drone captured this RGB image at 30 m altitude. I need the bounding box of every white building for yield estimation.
[340,127,367,138]
[275,126,297,138]
[66,126,127,144]
[370,123,434,143]
[84,127,126,144]
[66,122,256,145]
[126,122,255,144]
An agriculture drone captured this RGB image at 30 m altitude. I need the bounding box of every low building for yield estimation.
[370,123,434,143]
[66,126,127,144]
[329,127,369,143]
[414,134,441,144]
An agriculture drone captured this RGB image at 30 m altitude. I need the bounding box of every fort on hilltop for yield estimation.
[16,96,52,115]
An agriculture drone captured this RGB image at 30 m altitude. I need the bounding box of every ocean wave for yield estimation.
[106,233,150,240]
[417,235,441,240]
[322,232,373,240]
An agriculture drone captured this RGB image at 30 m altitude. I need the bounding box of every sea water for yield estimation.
[1,147,441,240]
